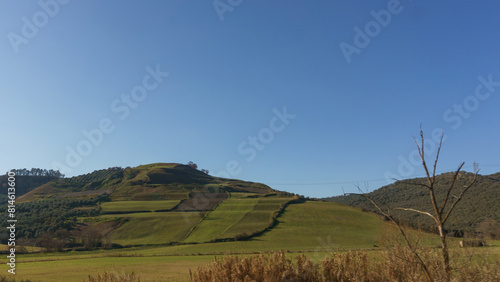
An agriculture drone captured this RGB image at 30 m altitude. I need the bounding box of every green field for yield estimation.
[100,200,180,213]
[14,200,389,281]
[110,211,204,245]
[14,247,500,282]
[219,197,291,238]
[16,254,213,282]
[182,196,260,243]
[257,201,385,250]
[174,201,391,254]
[12,200,492,281]
[99,196,293,245]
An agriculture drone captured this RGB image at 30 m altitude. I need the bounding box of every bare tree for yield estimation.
[352,128,479,282]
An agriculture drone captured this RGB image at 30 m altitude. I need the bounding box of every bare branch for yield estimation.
[414,128,442,230]
[431,134,444,182]
[350,191,435,282]
[395,207,437,223]
[348,192,391,219]
[413,135,423,163]
[442,166,479,224]
[414,128,433,187]
[439,162,465,217]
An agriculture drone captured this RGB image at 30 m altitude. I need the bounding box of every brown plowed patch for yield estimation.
[174,192,228,211]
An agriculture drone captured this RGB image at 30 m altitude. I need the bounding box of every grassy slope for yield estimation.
[110,212,204,245]
[109,201,392,255]
[13,201,473,281]
[139,201,406,255]
[100,200,180,213]
[183,196,260,243]
[247,201,386,251]
[220,197,291,238]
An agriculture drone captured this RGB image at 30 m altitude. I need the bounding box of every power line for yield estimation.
[267,178,387,186]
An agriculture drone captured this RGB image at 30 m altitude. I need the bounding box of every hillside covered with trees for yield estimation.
[0,168,64,203]
[328,172,500,238]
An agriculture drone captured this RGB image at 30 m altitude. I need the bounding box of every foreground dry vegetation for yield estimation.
[189,248,500,282]
[86,272,140,282]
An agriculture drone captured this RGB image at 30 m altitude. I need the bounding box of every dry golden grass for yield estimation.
[84,271,140,282]
[189,248,500,282]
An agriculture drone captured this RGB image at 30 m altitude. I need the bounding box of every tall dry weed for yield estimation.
[190,248,500,282]
[190,251,322,282]
[85,271,140,282]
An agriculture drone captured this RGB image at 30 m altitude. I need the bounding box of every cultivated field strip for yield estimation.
[182,195,260,243]
[219,197,291,238]
[110,212,204,245]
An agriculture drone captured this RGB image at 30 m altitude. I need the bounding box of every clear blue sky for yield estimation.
[1,1,499,198]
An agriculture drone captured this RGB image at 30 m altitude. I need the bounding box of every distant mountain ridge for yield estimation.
[326,171,500,235]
